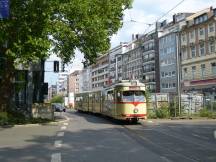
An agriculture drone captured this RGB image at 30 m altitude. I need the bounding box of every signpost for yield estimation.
[0,0,9,19]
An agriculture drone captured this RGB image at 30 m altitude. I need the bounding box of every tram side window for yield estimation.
[116,91,122,102]
[107,91,114,101]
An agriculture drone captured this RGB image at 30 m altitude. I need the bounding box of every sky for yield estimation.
[45,0,215,85]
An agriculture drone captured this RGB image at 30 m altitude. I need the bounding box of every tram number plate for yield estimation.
[129,86,140,90]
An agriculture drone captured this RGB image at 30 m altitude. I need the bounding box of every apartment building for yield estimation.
[180,7,216,99]
[79,67,91,92]
[48,85,57,100]
[57,72,68,94]
[91,54,109,90]
[68,70,80,94]
[159,13,192,94]
[122,37,143,81]
[141,31,160,93]
[109,43,128,83]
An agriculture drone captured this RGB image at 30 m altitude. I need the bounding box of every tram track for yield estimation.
[118,123,200,162]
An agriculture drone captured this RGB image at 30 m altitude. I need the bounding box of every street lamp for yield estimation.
[176,32,181,116]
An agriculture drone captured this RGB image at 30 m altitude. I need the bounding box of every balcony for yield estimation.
[143,57,155,63]
[181,39,187,47]
[189,37,195,44]
[198,34,205,42]
[143,78,155,83]
[143,68,155,73]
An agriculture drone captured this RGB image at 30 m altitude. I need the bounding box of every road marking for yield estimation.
[61,126,67,130]
[63,123,68,126]
[192,133,209,140]
[147,120,153,123]
[54,140,62,148]
[214,130,216,139]
[57,132,65,137]
[51,153,61,162]
[160,156,172,162]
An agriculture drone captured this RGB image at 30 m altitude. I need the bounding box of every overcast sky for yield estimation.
[45,0,215,85]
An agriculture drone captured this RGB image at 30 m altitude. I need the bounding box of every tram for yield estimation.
[74,80,147,123]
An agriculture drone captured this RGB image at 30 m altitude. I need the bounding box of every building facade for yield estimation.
[122,38,143,81]
[180,7,216,100]
[91,54,109,90]
[79,67,92,92]
[48,85,57,100]
[108,43,128,84]
[57,72,68,94]
[141,31,160,93]
[159,13,192,94]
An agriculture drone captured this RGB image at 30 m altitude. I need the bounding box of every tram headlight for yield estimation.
[134,108,138,113]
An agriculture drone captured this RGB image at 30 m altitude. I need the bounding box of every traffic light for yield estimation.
[54,61,59,72]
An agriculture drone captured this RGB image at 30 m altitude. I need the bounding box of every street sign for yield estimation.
[0,0,9,19]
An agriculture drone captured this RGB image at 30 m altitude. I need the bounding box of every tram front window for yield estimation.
[122,91,145,102]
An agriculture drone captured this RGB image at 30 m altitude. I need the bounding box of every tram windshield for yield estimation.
[122,91,145,102]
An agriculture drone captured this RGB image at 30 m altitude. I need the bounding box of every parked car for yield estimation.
[52,103,66,112]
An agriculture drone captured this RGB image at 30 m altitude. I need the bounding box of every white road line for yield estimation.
[57,132,65,137]
[63,123,68,126]
[147,120,153,123]
[214,130,216,139]
[51,153,61,162]
[54,140,62,148]
[192,133,209,140]
[61,126,67,130]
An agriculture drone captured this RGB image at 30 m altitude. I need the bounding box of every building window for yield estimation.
[172,71,176,76]
[199,43,205,56]
[183,68,187,79]
[209,23,215,32]
[209,41,215,53]
[181,48,187,60]
[190,46,196,58]
[190,30,195,39]
[201,64,205,79]
[212,63,216,75]
[182,34,186,42]
[199,28,204,36]
[192,66,196,80]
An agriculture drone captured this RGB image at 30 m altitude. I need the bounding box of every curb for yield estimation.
[1,114,69,128]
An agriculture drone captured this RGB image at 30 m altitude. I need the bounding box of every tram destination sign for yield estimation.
[0,0,9,19]
[129,86,140,90]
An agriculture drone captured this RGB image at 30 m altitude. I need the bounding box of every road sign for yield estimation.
[0,0,9,19]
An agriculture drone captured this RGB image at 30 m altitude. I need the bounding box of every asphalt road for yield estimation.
[0,110,215,162]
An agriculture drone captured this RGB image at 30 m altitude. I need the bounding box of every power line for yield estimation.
[143,0,186,34]
[156,0,186,22]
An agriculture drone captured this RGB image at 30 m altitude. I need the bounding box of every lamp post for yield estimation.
[176,33,181,116]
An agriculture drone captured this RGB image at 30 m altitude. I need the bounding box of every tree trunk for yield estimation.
[0,51,15,112]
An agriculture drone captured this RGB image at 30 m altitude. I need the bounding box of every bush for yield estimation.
[155,107,170,119]
[199,108,216,118]
[147,109,157,119]
[147,106,170,119]
[0,112,8,125]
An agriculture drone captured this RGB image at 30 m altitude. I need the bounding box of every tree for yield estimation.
[0,0,132,111]
[50,95,64,104]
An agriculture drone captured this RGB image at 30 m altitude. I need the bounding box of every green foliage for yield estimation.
[0,112,8,125]
[199,108,216,118]
[50,95,64,103]
[155,107,170,119]
[0,0,132,65]
[147,106,170,119]
[0,111,53,126]
[147,109,157,119]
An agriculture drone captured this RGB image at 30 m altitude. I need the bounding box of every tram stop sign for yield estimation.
[0,0,9,19]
